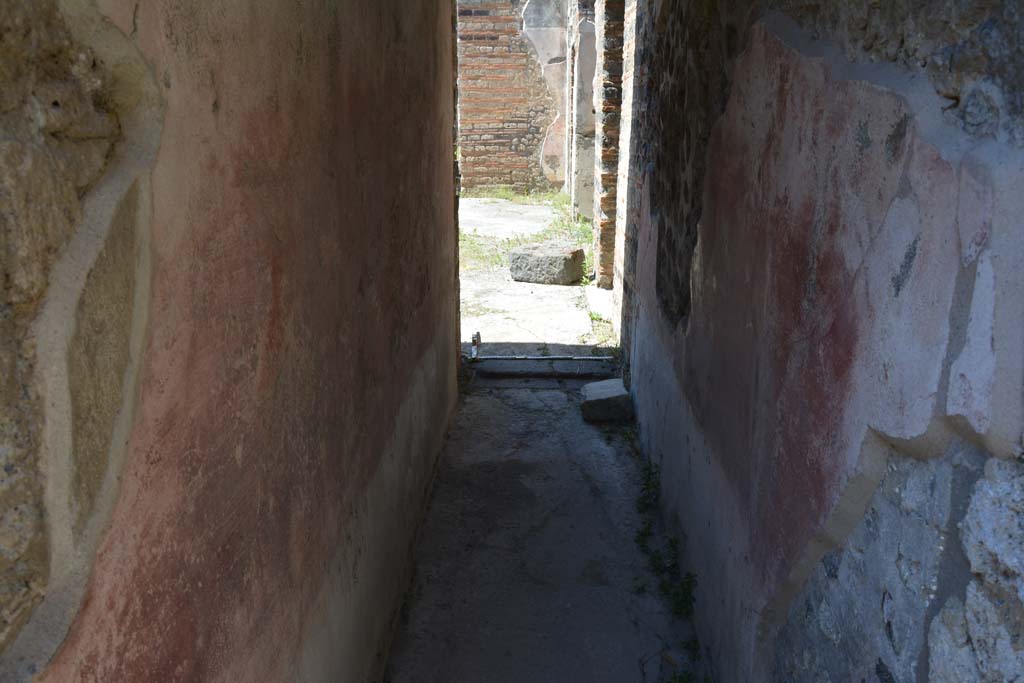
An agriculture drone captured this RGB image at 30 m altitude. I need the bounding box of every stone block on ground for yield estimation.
[581,378,634,422]
[509,243,584,285]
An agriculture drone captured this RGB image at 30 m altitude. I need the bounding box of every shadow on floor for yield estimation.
[384,366,701,683]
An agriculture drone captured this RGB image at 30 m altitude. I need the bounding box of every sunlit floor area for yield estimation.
[458,195,617,357]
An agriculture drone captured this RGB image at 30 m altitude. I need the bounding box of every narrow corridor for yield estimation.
[385,375,698,682]
[5,2,1023,680]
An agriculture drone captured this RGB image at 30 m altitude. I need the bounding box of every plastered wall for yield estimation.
[618,1,1024,680]
[1,1,458,681]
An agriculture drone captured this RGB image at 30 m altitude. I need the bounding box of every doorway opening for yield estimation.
[455,0,617,362]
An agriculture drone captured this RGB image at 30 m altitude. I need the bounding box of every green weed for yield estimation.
[632,458,699,621]
[668,573,698,619]
[461,186,563,204]
[458,231,506,271]
[636,461,661,514]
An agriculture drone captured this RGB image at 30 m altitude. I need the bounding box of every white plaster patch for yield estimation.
[860,187,952,443]
[947,250,997,436]
[957,156,994,266]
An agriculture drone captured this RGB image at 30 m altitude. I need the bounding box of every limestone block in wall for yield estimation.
[924,457,1024,681]
[523,0,568,29]
[771,437,1024,682]
[964,581,1023,682]
[962,459,1024,597]
[929,598,982,683]
[961,460,1024,675]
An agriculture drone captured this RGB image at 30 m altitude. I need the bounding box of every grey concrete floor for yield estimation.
[385,382,697,683]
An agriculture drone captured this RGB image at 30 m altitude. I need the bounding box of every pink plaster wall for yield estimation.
[628,18,1024,681]
[38,1,457,680]
[688,25,960,599]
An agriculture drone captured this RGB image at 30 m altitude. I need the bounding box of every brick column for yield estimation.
[612,0,639,343]
[592,0,624,289]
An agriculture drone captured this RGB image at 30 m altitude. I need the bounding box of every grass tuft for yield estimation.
[631,454,700,623]
[461,186,564,205]
[636,461,661,514]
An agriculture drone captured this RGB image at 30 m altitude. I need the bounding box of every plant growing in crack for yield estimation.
[668,572,698,619]
[633,458,699,620]
[636,461,661,514]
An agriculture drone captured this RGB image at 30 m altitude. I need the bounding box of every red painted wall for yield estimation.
[627,16,1024,681]
[39,2,457,680]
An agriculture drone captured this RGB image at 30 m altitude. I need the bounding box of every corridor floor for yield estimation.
[385,377,697,683]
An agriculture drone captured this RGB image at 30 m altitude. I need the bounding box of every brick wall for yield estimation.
[592,0,624,288]
[457,1,558,192]
[611,0,640,351]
